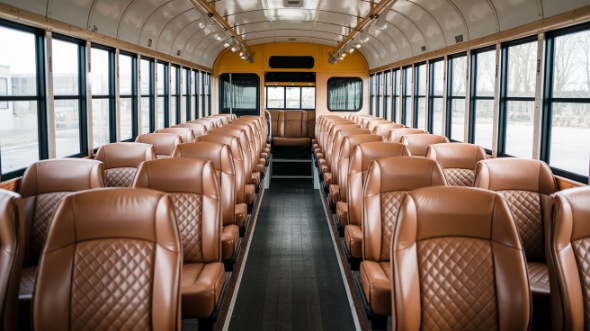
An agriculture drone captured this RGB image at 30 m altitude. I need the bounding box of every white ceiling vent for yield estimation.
[283,0,303,7]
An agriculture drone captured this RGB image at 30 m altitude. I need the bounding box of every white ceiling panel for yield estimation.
[393,1,446,50]
[318,0,370,18]
[410,0,465,50]
[139,1,194,53]
[489,0,542,30]
[0,0,47,16]
[236,22,274,34]
[159,9,200,54]
[315,11,358,29]
[248,37,276,46]
[48,0,93,29]
[118,0,168,43]
[543,0,590,17]
[226,11,268,26]
[88,0,134,38]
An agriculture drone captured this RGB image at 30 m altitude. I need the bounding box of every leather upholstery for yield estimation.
[391,186,531,330]
[157,127,196,143]
[400,133,449,157]
[359,157,447,316]
[475,158,557,299]
[270,110,315,147]
[212,127,258,187]
[94,142,155,187]
[190,119,216,132]
[174,122,207,138]
[426,143,487,186]
[549,186,590,330]
[224,124,265,176]
[32,188,182,330]
[0,190,24,331]
[322,128,371,185]
[371,123,405,139]
[197,134,248,228]
[366,119,391,132]
[172,142,239,260]
[386,128,427,143]
[136,133,182,159]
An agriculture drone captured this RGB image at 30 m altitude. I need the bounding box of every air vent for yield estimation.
[421,46,427,52]
[288,38,297,42]
[283,0,303,7]
[147,39,152,47]
[455,34,463,43]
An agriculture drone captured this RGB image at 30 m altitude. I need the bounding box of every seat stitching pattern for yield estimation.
[32,192,69,261]
[572,238,590,325]
[499,191,544,260]
[284,120,303,137]
[527,262,549,290]
[169,193,203,263]
[444,168,474,187]
[105,167,137,187]
[380,191,405,261]
[71,239,153,330]
[181,264,205,287]
[418,237,497,330]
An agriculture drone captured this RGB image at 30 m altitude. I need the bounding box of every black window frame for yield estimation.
[118,51,138,141]
[326,77,363,112]
[469,46,496,153]
[428,58,444,134]
[401,66,412,126]
[413,62,427,129]
[220,73,261,116]
[90,43,116,150]
[383,70,392,120]
[446,52,468,142]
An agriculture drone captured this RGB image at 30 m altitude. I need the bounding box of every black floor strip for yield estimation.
[229,178,356,331]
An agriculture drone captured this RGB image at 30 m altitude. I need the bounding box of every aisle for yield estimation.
[229,178,356,331]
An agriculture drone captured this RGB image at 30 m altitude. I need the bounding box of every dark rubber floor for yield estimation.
[229,178,356,331]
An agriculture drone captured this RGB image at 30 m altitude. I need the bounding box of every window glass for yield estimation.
[285,87,301,109]
[120,98,133,141]
[430,60,444,135]
[91,48,109,95]
[417,64,426,95]
[474,99,494,149]
[473,50,496,149]
[140,59,150,96]
[476,51,495,97]
[549,103,590,176]
[401,67,411,126]
[140,58,152,134]
[327,78,362,111]
[451,56,467,96]
[53,39,79,96]
[54,99,80,157]
[507,41,537,98]
[450,99,465,141]
[91,47,111,149]
[220,74,259,115]
[417,98,426,130]
[432,61,444,96]
[119,54,133,96]
[505,101,534,158]
[91,98,109,148]
[119,54,134,140]
[0,101,39,174]
[431,98,444,135]
[141,97,150,134]
[553,31,590,98]
[301,87,315,109]
[449,55,467,141]
[267,87,284,109]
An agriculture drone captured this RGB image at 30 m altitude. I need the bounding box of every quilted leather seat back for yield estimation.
[391,186,531,331]
[197,134,246,205]
[269,110,282,138]
[348,142,411,227]
[363,157,447,262]
[371,123,405,139]
[157,127,196,143]
[94,142,155,188]
[174,122,207,138]
[133,158,221,264]
[400,134,449,157]
[475,158,557,262]
[212,128,253,184]
[172,142,236,227]
[32,188,182,331]
[135,133,181,159]
[19,159,105,265]
[338,134,383,203]
[549,187,590,330]
[426,143,487,187]
[0,190,24,331]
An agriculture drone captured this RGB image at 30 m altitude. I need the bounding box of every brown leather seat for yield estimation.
[0,190,24,331]
[172,142,240,261]
[371,123,405,139]
[330,134,383,208]
[314,120,355,162]
[197,134,249,229]
[400,133,449,157]
[317,124,362,175]
[212,127,260,192]
[343,142,411,259]
[224,123,266,176]
[548,186,590,330]
[157,127,196,143]
[131,159,225,319]
[32,188,182,330]
[174,122,208,138]
[18,159,105,303]
[233,118,269,164]
[322,128,371,187]
[211,114,231,125]
[189,119,217,132]
[94,142,155,187]
[135,133,182,159]
[475,158,557,323]
[271,110,314,147]
[386,128,427,143]
[391,186,531,330]
[366,119,391,132]
[360,157,447,316]
[427,142,487,186]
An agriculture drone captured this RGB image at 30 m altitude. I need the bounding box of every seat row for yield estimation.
[0,112,271,330]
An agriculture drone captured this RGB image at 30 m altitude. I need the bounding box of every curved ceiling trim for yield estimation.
[158,8,196,54]
[443,0,470,41]
[405,0,449,46]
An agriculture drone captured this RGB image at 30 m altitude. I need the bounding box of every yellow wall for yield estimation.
[213,43,370,117]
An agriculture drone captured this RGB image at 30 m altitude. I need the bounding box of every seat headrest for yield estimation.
[156,127,196,143]
[387,128,428,142]
[197,135,244,161]
[474,158,557,194]
[553,186,590,243]
[372,123,405,136]
[20,159,104,197]
[365,157,447,195]
[400,134,449,157]
[426,143,487,169]
[350,142,411,172]
[135,133,181,156]
[340,134,383,159]
[172,142,235,175]
[174,123,207,137]
[94,142,155,169]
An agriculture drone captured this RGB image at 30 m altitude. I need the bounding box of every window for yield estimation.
[429,59,444,135]
[471,49,496,150]
[194,70,200,119]
[447,54,467,142]
[369,74,375,115]
[170,65,179,126]
[118,53,137,141]
[392,69,400,122]
[156,62,168,129]
[200,71,207,118]
[265,85,315,110]
[383,71,391,120]
[206,72,212,116]
[52,36,87,158]
[140,57,154,133]
[182,68,190,122]
[0,21,45,179]
[401,67,411,126]
[90,46,115,149]
[375,72,382,117]
[501,39,537,158]
[191,70,197,120]
[220,73,260,115]
[414,63,427,129]
[327,77,362,111]
[544,25,590,180]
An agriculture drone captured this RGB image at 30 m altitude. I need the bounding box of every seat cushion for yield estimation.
[221,225,240,260]
[336,202,348,227]
[181,263,225,318]
[19,266,37,301]
[245,184,255,205]
[323,173,333,187]
[359,261,391,316]
[235,203,248,229]
[329,184,340,204]
[273,137,310,147]
[528,262,550,296]
[345,225,362,259]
